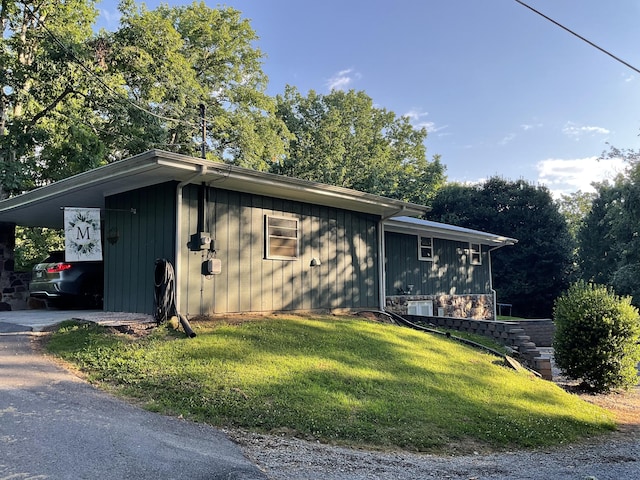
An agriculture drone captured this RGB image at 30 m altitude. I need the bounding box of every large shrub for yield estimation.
[553,281,640,392]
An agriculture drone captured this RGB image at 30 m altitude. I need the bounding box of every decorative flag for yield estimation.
[64,207,103,261]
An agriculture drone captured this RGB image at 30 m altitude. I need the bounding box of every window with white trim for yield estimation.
[469,242,482,265]
[266,215,299,260]
[418,236,433,261]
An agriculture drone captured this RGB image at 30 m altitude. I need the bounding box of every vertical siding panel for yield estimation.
[214,189,229,313]
[261,196,274,312]
[239,192,252,312]
[369,220,379,305]
[310,204,321,310]
[228,191,239,312]
[328,209,338,309]
[249,195,263,312]
[210,189,222,313]
[318,206,329,309]
[282,200,296,310]
[181,185,199,315]
[336,210,345,308]
[299,202,311,310]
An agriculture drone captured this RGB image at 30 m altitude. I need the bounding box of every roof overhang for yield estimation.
[384,216,518,247]
[0,150,430,228]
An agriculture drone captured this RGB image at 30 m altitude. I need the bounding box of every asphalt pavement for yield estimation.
[0,310,268,479]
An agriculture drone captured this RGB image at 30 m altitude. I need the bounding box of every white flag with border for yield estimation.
[64,207,103,261]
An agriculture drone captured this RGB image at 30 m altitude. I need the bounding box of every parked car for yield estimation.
[29,251,104,309]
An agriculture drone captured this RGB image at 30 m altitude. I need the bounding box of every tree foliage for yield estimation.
[1,0,103,195]
[556,191,596,242]
[14,227,63,271]
[578,147,640,304]
[272,86,445,205]
[0,0,289,199]
[429,177,574,318]
[553,281,640,392]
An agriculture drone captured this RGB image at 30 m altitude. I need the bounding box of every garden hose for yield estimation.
[153,259,196,338]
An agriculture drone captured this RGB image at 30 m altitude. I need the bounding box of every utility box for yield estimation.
[204,258,222,275]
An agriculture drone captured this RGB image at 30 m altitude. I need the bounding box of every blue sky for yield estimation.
[96,0,640,197]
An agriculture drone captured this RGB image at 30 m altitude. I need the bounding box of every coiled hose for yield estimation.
[153,259,196,338]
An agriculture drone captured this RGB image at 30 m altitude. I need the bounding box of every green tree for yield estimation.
[430,177,574,318]
[14,227,63,271]
[553,281,640,392]
[110,0,290,169]
[0,0,289,199]
[578,147,640,303]
[272,86,445,205]
[1,0,103,196]
[556,191,596,243]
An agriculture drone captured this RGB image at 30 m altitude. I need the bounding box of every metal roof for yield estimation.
[384,216,518,247]
[0,150,430,228]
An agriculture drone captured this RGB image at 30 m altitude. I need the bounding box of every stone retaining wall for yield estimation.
[511,319,555,347]
[407,314,553,380]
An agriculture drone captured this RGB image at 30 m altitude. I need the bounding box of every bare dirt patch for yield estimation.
[578,386,640,435]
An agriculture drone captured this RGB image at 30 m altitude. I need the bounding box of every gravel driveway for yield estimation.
[231,427,639,480]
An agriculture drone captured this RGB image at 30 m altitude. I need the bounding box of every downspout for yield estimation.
[175,165,207,311]
[377,207,409,311]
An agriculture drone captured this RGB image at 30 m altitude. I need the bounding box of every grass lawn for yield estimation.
[44,315,615,453]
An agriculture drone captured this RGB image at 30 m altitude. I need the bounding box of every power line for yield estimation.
[515,0,640,75]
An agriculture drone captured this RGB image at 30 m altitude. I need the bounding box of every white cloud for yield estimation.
[404,109,448,135]
[562,122,610,139]
[520,123,543,131]
[499,133,516,146]
[536,156,625,197]
[326,69,361,91]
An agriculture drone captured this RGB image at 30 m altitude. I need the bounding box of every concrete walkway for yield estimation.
[0,311,267,479]
[0,309,155,333]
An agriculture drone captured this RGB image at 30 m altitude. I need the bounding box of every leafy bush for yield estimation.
[553,281,640,392]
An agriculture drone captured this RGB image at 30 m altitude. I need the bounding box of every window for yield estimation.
[469,243,482,265]
[418,236,433,261]
[266,215,299,260]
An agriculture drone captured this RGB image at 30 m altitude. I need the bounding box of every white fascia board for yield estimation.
[384,216,518,247]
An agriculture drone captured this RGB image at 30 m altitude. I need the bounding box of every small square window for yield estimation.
[470,243,482,265]
[266,215,299,260]
[418,236,433,261]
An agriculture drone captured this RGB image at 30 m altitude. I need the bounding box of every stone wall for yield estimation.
[512,319,555,347]
[407,314,553,380]
[386,294,494,320]
[0,223,29,310]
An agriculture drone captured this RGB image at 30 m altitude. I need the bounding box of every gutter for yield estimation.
[175,165,207,311]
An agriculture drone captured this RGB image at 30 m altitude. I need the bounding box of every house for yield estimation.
[0,150,516,319]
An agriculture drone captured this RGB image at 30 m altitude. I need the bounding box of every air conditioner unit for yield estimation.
[407,300,433,317]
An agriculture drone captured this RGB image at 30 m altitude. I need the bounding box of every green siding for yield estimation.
[384,231,491,296]
[104,182,176,313]
[180,185,380,315]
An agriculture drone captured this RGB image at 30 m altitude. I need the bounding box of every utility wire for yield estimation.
[23,4,199,128]
[515,0,640,75]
